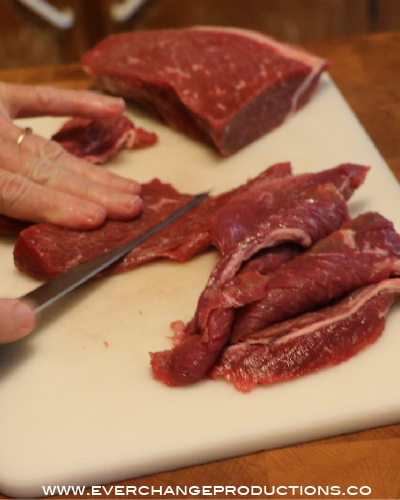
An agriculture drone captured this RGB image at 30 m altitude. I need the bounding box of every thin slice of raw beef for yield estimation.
[212,163,369,254]
[82,27,329,155]
[232,212,400,341]
[150,183,350,387]
[51,116,157,163]
[13,163,291,281]
[13,179,193,281]
[210,278,400,392]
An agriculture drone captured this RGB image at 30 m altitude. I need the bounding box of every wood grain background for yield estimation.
[1,0,400,69]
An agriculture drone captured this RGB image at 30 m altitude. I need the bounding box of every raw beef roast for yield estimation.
[81,27,329,155]
[51,116,157,163]
[210,278,400,392]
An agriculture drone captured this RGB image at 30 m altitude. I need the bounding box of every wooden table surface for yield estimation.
[1,31,400,500]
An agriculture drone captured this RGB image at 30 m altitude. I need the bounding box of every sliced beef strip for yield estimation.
[13,163,291,281]
[232,212,400,341]
[210,278,400,392]
[212,163,369,254]
[51,116,157,164]
[82,27,329,156]
[150,183,351,387]
[13,179,194,281]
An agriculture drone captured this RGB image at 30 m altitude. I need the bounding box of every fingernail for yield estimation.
[79,205,107,227]
[112,178,142,195]
[90,94,125,115]
[103,96,125,112]
[123,195,143,215]
[130,196,143,214]
[13,300,35,340]
[111,194,142,218]
[130,181,142,195]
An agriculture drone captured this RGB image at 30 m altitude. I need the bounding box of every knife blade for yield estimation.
[21,191,209,313]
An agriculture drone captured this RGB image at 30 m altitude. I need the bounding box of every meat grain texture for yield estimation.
[211,279,400,392]
[81,27,329,155]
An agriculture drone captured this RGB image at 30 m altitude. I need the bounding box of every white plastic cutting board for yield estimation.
[1,75,400,498]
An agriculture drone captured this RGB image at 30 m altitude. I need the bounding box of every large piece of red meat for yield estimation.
[82,27,329,156]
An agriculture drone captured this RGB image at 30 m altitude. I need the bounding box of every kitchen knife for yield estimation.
[21,191,209,313]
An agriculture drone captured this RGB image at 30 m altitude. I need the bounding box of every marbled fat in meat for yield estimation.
[82,27,329,155]
[232,212,400,341]
[211,279,400,392]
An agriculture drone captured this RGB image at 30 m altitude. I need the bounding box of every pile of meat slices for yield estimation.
[150,163,400,392]
[13,162,400,392]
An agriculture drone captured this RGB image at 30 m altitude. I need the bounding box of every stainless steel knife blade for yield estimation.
[21,191,209,313]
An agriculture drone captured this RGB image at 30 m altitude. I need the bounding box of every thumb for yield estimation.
[0,298,36,344]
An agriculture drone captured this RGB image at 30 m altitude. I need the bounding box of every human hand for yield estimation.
[0,298,35,344]
[0,82,142,230]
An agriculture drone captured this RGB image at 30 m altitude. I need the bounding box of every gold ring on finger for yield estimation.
[16,127,33,146]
